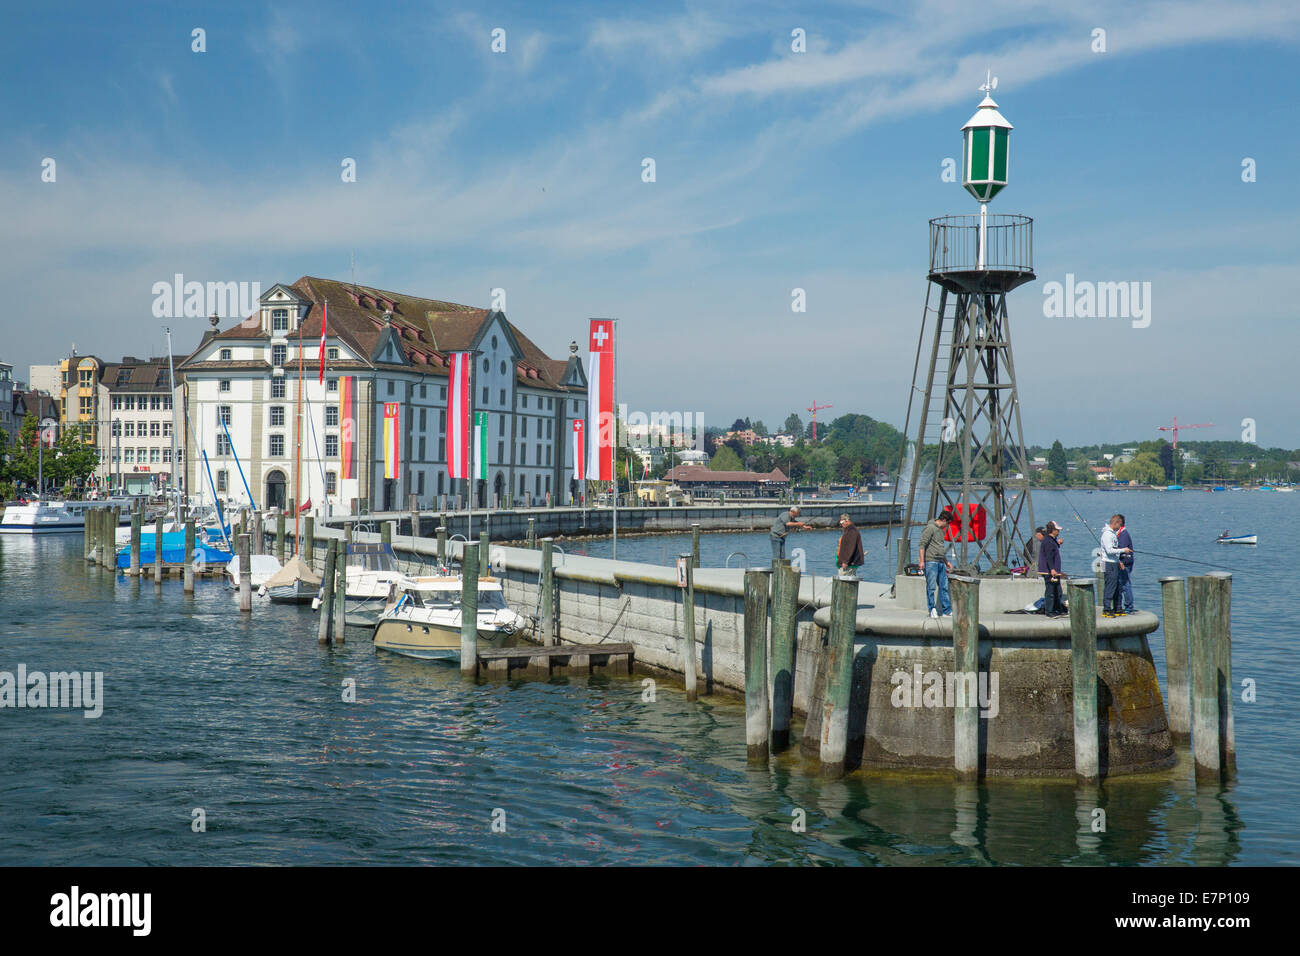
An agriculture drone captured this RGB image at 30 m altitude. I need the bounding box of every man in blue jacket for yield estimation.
[1116,514,1135,613]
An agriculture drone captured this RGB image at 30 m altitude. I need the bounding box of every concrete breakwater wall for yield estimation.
[288,525,1179,780]
[326,499,899,542]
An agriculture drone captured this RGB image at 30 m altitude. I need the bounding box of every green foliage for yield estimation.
[782,413,803,436]
[1047,440,1069,480]
[1113,451,1165,485]
[708,445,744,471]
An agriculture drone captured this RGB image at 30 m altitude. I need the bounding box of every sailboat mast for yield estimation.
[165,328,180,517]
[295,311,304,555]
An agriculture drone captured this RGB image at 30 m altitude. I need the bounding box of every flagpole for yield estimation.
[294,311,303,556]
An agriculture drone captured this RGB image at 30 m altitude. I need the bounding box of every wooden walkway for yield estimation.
[476,642,635,679]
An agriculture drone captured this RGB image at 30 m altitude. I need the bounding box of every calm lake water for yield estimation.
[0,489,1294,865]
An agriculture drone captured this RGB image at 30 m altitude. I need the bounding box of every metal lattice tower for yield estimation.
[891,81,1037,573]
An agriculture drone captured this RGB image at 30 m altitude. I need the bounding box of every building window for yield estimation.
[111,395,122,410]
[418,472,425,495]
[216,434,231,455]
[545,475,551,493]
[547,446,552,466]
[519,474,526,496]
[326,472,337,494]
[325,435,338,457]
[535,476,541,497]
[218,405,231,426]
[163,394,172,410]
[497,440,504,463]
[269,435,284,456]
[220,348,232,361]
[149,421,161,437]
[439,410,446,431]
[217,470,228,492]
[328,347,339,360]
[387,380,394,395]
[499,389,505,405]
[219,379,231,392]
[272,308,288,332]
[150,448,161,464]
[439,386,446,400]
[79,397,93,415]
[547,419,553,439]
[111,420,121,437]
[271,344,287,367]
[271,379,286,398]
[327,377,337,393]
[270,406,284,427]
[163,448,172,463]
[521,394,527,408]
[438,438,445,460]
[438,473,444,495]
[149,395,161,411]
[419,437,426,460]
[482,387,488,405]
[499,361,507,375]
[123,448,134,463]
[325,406,338,427]
[482,358,489,373]
[162,422,171,437]
[123,395,135,411]
[520,444,526,464]
[123,422,135,437]
[419,384,427,398]
[521,418,528,438]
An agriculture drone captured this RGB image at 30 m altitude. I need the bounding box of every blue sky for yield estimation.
[4,0,1299,447]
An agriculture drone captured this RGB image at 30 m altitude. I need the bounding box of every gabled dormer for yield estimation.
[558,342,587,389]
[370,318,410,367]
[260,284,310,339]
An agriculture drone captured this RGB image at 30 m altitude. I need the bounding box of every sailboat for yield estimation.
[262,555,321,603]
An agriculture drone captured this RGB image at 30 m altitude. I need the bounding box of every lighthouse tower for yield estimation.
[893,75,1037,573]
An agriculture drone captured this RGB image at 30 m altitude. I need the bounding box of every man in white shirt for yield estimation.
[1099,514,1134,617]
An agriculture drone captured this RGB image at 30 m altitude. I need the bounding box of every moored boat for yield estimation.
[261,555,321,604]
[1216,531,1257,545]
[373,576,526,661]
[2,497,135,534]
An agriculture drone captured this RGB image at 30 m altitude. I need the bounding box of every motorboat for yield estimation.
[261,555,321,604]
[1,497,135,534]
[1216,532,1257,545]
[373,576,527,661]
[340,542,410,626]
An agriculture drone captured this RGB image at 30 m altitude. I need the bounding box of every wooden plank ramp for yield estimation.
[476,642,635,679]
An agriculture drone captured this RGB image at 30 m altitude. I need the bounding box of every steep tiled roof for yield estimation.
[101,357,176,391]
[189,276,581,392]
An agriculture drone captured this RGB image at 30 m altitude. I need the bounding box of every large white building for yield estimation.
[178,277,588,516]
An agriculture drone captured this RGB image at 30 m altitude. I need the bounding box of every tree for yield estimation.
[1047,440,1069,481]
[808,447,838,483]
[709,445,744,471]
[782,413,803,436]
[751,420,768,437]
[1072,457,1097,485]
[1113,452,1164,485]
[1158,443,1175,481]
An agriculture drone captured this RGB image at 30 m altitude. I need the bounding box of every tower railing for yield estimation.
[929,214,1033,276]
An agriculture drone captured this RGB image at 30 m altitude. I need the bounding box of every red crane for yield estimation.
[1156,415,1214,449]
[807,400,833,443]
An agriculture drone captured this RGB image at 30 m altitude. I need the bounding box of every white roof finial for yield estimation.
[980,70,998,96]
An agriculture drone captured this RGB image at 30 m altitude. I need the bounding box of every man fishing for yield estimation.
[836,513,864,579]
[1099,514,1134,617]
[917,508,954,618]
[770,506,813,561]
[1116,514,1135,613]
[1038,521,1066,617]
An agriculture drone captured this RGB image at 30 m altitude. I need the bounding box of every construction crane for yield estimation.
[806,400,833,443]
[1157,416,1214,449]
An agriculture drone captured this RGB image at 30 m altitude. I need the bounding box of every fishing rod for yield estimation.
[1057,488,1252,575]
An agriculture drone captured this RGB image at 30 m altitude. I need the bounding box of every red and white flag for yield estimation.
[586,319,614,481]
[446,352,471,481]
[572,419,585,481]
[318,301,328,385]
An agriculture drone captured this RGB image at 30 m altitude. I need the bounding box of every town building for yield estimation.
[665,464,789,499]
[97,357,185,495]
[178,277,587,515]
[0,361,15,442]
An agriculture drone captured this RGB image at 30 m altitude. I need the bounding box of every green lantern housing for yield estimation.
[962,93,1012,202]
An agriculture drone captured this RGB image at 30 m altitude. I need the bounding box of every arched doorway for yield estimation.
[265,469,287,511]
[494,472,505,508]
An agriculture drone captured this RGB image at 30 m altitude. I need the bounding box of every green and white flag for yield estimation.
[474,411,488,481]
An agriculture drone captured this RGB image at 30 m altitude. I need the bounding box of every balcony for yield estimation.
[928,214,1035,294]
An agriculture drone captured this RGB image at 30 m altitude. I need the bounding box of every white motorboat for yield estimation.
[0,497,135,534]
[373,576,527,661]
[1216,532,1257,545]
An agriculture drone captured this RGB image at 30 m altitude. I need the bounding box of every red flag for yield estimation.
[446,352,471,481]
[318,301,328,384]
[572,420,585,481]
[586,319,614,481]
[298,498,312,514]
